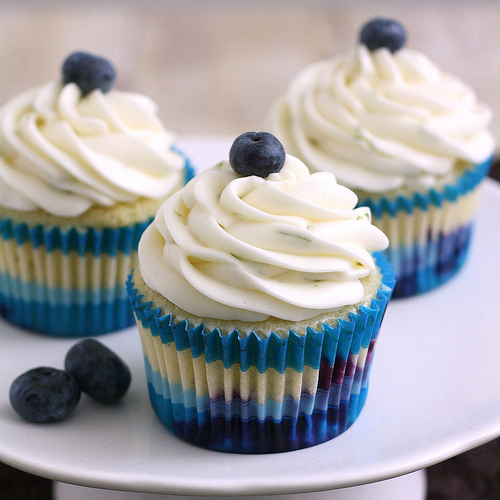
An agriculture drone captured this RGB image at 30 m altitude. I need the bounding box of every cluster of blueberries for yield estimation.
[10,339,131,423]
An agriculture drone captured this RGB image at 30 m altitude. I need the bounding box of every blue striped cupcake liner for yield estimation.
[0,150,195,337]
[0,217,150,336]
[358,158,492,298]
[127,252,395,453]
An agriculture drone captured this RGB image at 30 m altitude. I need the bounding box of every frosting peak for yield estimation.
[0,81,185,217]
[139,155,388,323]
[268,45,494,193]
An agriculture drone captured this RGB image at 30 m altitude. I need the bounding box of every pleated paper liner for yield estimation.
[127,252,395,453]
[0,216,152,336]
[358,157,491,298]
[0,150,195,337]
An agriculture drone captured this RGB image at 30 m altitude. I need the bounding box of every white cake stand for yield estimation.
[1,138,499,500]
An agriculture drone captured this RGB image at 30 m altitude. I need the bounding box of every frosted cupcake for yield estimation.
[127,132,394,453]
[0,52,193,336]
[267,18,495,298]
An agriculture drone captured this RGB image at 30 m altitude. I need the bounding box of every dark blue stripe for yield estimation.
[0,293,134,336]
[389,224,472,298]
[147,382,369,453]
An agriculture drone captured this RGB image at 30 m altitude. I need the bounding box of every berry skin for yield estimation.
[359,18,406,53]
[62,51,116,96]
[10,367,81,423]
[229,132,286,178]
[64,339,131,404]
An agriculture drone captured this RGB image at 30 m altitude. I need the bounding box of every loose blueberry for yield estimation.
[62,51,116,96]
[9,367,81,423]
[64,339,131,404]
[359,18,406,53]
[229,132,286,178]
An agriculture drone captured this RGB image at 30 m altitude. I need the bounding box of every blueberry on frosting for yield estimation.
[62,51,116,96]
[359,18,406,53]
[229,131,286,178]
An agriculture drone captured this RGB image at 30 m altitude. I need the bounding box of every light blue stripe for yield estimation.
[0,273,129,305]
[143,358,340,420]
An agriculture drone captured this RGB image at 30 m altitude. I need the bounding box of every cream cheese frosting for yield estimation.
[0,81,185,217]
[139,155,389,322]
[268,45,494,194]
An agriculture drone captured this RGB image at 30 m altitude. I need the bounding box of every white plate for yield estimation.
[0,137,499,496]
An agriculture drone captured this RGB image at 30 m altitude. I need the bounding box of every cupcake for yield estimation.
[127,132,394,453]
[267,18,495,298]
[0,51,193,336]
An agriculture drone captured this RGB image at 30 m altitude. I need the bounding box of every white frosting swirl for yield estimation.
[0,81,185,216]
[139,155,389,322]
[268,45,494,193]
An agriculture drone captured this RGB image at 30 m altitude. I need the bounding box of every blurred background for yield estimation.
[0,0,499,143]
[0,0,499,499]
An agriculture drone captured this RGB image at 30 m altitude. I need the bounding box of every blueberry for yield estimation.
[359,18,406,53]
[9,367,81,423]
[62,51,116,96]
[229,132,286,178]
[64,339,131,404]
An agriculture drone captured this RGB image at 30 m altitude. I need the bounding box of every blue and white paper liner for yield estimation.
[0,217,152,336]
[358,158,491,298]
[0,152,195,337]
[127,253,395,454]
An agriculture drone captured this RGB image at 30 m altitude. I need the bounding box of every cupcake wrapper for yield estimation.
[358,158,491,298]
[127,253,395,453]
[0,217,152,336]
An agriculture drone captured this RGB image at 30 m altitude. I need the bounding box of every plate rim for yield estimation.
[0,137,499,495]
